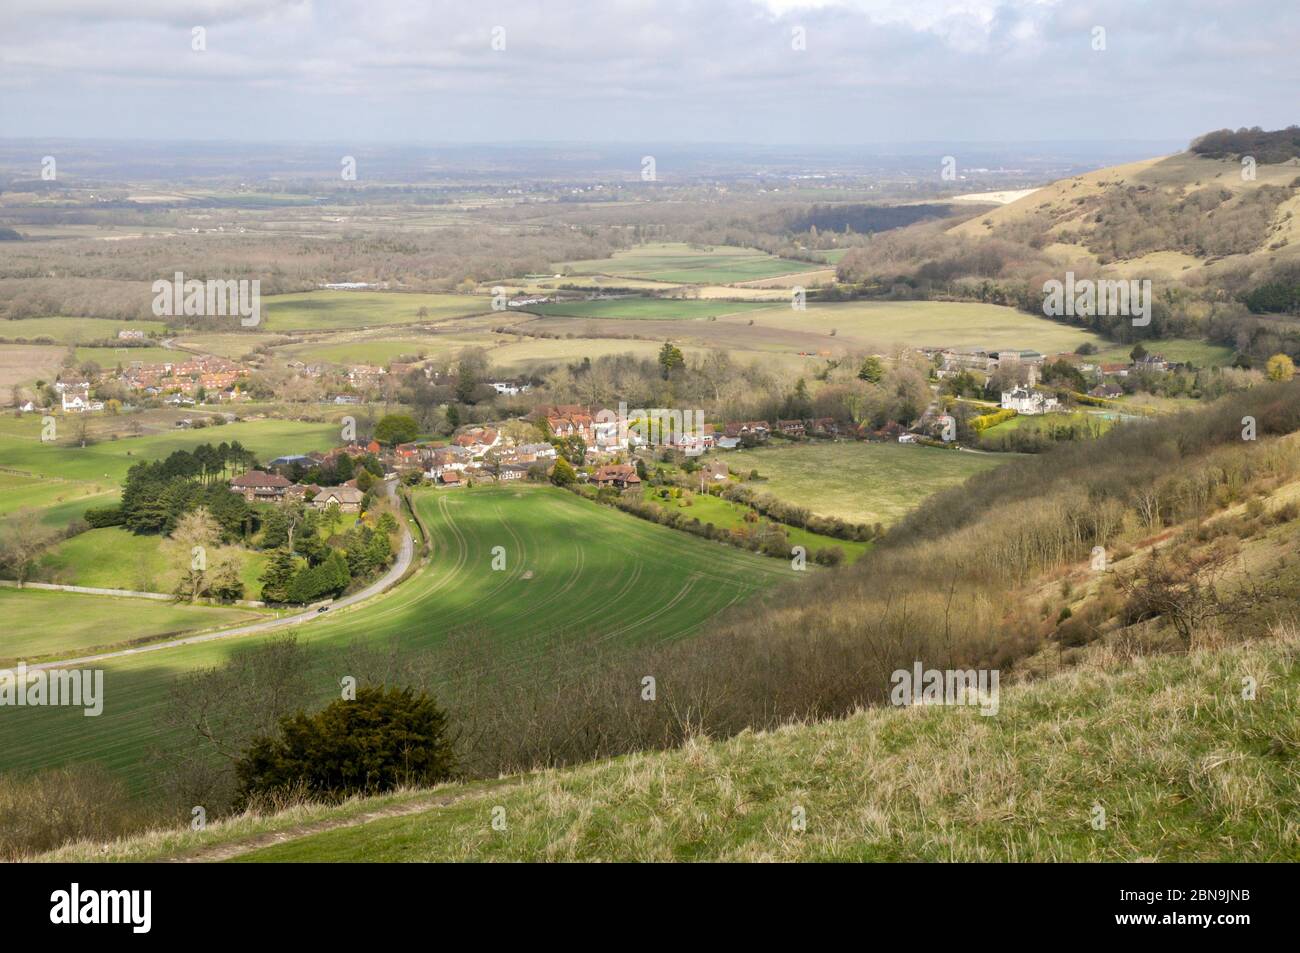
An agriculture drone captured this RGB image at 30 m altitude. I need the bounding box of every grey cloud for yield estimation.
[0,0,1295,143]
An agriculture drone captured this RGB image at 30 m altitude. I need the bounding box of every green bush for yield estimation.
[83,505,125,528]
[374,414,420,446]
[813,546,845,566]
[285,550,350,604]
[234,686,455,806]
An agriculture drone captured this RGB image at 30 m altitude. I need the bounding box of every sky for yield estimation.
[0,0,1296,146]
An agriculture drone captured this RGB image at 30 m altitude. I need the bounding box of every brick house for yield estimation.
[593,464,641,490]
[310,485,364,513]
[230,470,293,502]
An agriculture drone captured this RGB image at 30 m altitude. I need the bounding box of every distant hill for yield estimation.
[948,150,1300,282]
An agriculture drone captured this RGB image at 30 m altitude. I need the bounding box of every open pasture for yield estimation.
[261,291,489,331]
[38,526,269,596]
[0,316,166,344]
[0,471,117,525]
[735,300,1110,354]
[0,588,264,664]
[75,346,180,367]
[735,441,1008,526]
[0,417,339,486]
[559,243,830,285]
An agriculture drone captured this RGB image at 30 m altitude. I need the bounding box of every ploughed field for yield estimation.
[0,485,796,789]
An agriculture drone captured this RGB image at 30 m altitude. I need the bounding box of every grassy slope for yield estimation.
[735,442,1006,526]
[37,526,268,595]
[53,627,1300,862]
[0,485,796,787]
[0,472,118,525]
[949,152,1300,280]
[0,588,263,663]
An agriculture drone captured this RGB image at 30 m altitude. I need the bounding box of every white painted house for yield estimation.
[490,380,531,396]
[1000,387,1059,415]
[58,383,103,413]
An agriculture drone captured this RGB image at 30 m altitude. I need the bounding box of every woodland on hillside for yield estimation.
[1191,125,1300,163]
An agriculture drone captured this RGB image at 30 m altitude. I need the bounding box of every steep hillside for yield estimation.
[950,151,1300,281]
[39,622,1300,862]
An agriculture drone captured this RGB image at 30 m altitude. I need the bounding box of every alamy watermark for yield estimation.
[152,272,261,326]
[1,663,104,716]
[1043,272,1150,327]
[50,884,150,933]
[602,400,706,449]
[889,663,999,716]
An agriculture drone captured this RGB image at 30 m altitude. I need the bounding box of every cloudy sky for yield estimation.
[0,0,1295,145]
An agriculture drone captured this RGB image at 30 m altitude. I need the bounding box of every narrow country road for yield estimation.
[27,480,417,671]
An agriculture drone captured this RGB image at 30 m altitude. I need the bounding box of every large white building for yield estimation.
[1000,387,1058,415]
[57,382,104,413]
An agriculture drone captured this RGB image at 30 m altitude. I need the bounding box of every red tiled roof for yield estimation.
[231,470,292,489]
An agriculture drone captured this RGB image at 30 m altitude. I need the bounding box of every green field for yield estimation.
[0,485,796,787]
[521,298,1112,364]
[752,300,1111,353]
[1093,338,1236,367]
[74,346,181,367]
[0,316,166,344]
[37,526,268,596]
[0,588,263,664]
[642,486,871,562]
[275,326,820,374]
[278,334,487,367]
[560,243,827,284]
[168,333,267,360]
[0,418,339,486]
[735,442,1009,526]
[979,410,1120,434]
[262,291,488,331]
[0,472,117,525]
[530,298,780,321]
